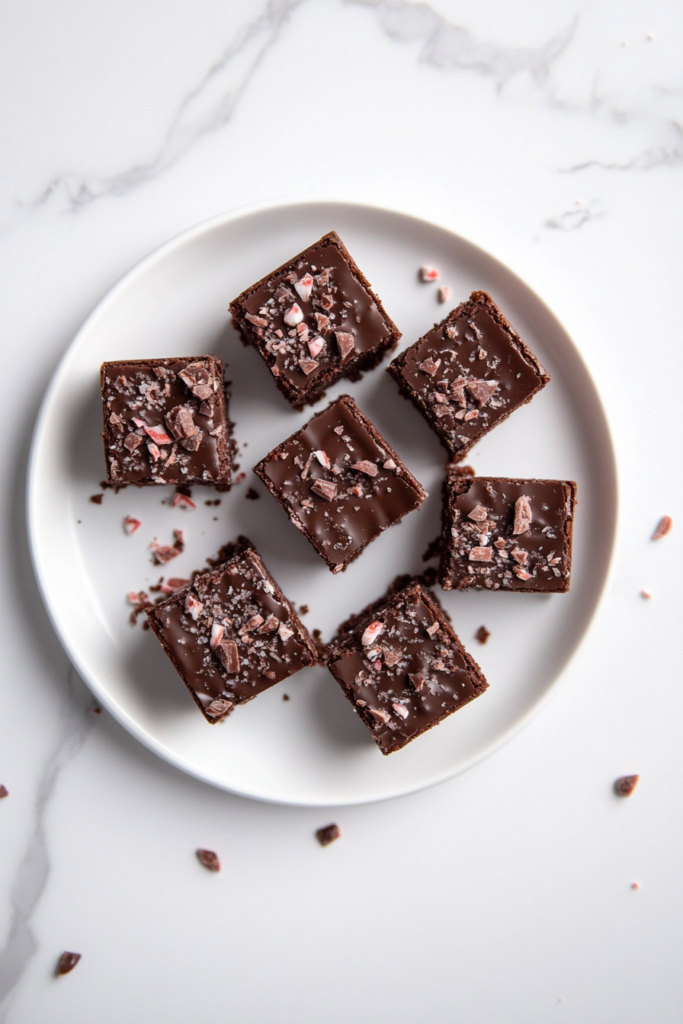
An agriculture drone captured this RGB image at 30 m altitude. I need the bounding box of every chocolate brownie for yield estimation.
[439,469,577,592]
[229,232,401,407]
[326,576,488,755]
[146,540,317,722]
[100,356,231,487]
[388,291,550,459]
[253,395,427,573]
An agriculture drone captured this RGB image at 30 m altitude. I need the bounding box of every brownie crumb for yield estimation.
[282,694,290,701]
[299,604,309,616]
[451,464,476,477]
[652,515,672,540]
[0,785,8,798]
[204,499,221,507]
[196,848,221,872]
[316,823,341,847]
[475,625,490,644]
[422,535,442,562]
[92,708,101,715]
[56,952,81,976]
[89,494,103,505]
[245,487,259,500]
[614,774,639,797]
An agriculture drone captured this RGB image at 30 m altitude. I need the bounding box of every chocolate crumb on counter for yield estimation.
[245,487,259,500]
[100,355,232,489]
[0,785,8,798]
[614,774,639,797]
[146,539,317,723]
[299,605,309,616]
[56,952,81,976]
[282,694,290,701]
[439,469,576,593]
[326,575,488,755]
[254,395,427,574]
[422,536,442,562]
[92,708,101,715]
[475,625,490,644]
[316,823,341,847]
[89,493,103,505]
[230,231,401,408]
[652,515,672,540]
[196,848,221,872]
[388,291,549,460]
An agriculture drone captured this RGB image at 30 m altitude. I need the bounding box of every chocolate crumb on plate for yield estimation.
[316,823,341,847]
[282,693,290,701]
[196,848,221,872]
[89,493,103,505]
[475,625,490,644]
[388,291,549,460]
[652,515,672,540]
[245,487,259,500]
[56,952,81,976]
[0,785,8,798]
[230,231,401,408]
[614,774,639,797]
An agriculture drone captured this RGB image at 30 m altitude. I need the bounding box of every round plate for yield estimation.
[28,200,617,806]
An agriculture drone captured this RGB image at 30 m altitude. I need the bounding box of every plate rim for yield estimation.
[26,196,620,806]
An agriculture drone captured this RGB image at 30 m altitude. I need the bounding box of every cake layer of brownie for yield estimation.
[388,291,550,459]
[439,470,577,593]
[230,231,401,407]
[146,539,317,722]
[253,395,427,573]
[101,356,232,487]
[326,576,488,755]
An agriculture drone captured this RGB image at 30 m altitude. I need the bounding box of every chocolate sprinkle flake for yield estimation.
[56,952,81,976]
[196,848,221,872]
[652,515,673,540]
[282,693,290,701]
[0,785,8,798]
[475,625,490,644]
[89,494,103,505]
[316,823,341,847]
[614,774,639,797]
[245,487,260,500]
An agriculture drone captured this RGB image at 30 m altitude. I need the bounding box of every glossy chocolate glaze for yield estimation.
[439,472,577,593]
[230,232,400,405]
[146,546,317,721]
[389,291,549,458]
[100,356,231,487]
[327,579,488,754]
[254,395,427,572]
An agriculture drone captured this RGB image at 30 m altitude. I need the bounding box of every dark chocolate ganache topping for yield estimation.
[101,356,229,485]
[255,396,426,570]
[241,236,393,392]
[392,294,547,454]
[150,548,316,707]
[442,474,576,592]
[328,581,487,755]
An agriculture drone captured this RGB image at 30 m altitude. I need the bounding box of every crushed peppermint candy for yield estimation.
[314,449,331,469]
[294,273,314,303]
[351,460,377,477]
[469,547,493,562]
[383,459,396,471]
[172,492,196,509]
[123,515,142,535]
[308,336,325,358]
[367,707,391,724]
[283,303,304,326]
[311,479,337,501]
[513,495,532,535]
[392,703,409,719]
[418,356,441,376]
[160,577,189,594]
[127,590,149,607]
[362,621,385,646]
[204,699,233,721]
[196,848,221,871]
[210,621,225,648]
[438,286,450,304]
[467,504,488,522]
[215,639,240,673]
[184,593,204,621]
[652,515,672,540]
[336,332,355,361]
[419,265,440,282]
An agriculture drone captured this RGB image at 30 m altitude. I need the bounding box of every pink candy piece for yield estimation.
[438,286,450,303]
[143,424,173,445]
[160,578,190,594]
[420,265,439,282]
[171,492,196,509]
[210,622,225,648]
[314,449,331,469]
[127,591,148,607]
[361,620,385,647]
[146,443,161,462]
[184,593,204,621]
[308,336,325,358]
[284,303,304,326]
[123,516,142,535]
[294,274,314,303]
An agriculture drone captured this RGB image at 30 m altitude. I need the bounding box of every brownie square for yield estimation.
[100,356,232,488]
[253,395,427,574]
[326,576,488,755]
[439,469,577,593]
[388,291,550,459]
[229,231,401,408]
[146,540,317,722]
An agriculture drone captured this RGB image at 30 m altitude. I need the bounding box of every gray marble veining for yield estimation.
[0,669,95,1022]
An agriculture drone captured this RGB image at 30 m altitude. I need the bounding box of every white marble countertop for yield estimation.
[1,1,681,1021]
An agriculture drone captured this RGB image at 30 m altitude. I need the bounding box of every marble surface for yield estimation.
[0,1,681,1021]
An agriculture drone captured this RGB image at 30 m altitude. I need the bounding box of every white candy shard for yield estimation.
[308,336,325,358]
[314,449,331,469]
[123,516,142,535]
[362,620,385,646]
[184,594,204,621]
[392,703,409,720]
[284,303,304,326]
[294,273,314,303]
[210,622,225,649]
[420,265,440,282]
[278,624,294,642]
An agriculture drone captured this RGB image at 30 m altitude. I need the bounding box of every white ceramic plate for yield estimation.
[28,200,617,806]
